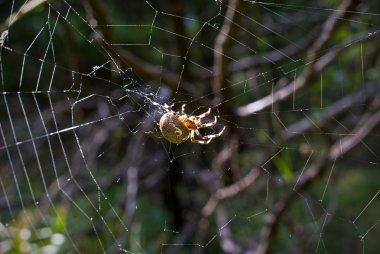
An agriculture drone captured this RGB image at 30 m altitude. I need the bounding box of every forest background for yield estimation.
[0,0,379,253]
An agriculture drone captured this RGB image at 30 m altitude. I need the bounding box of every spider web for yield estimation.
[0,0,380,253]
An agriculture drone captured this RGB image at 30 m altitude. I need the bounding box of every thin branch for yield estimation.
[108,134,145,254]
[306,0,355,61]
[217,206,245,254]
[283,29,380,140]
[212,0,241,104]
[283,84,378,140]
[82,0,199,99]
[329,98,380,160]
[199,35,313,79]
[236,0,359,116]
[230,36,312,72]
[0,0,48,32]
[254,97,380,254]
[202,167,260,217]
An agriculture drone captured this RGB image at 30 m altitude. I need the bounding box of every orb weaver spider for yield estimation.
[159,104,226,144]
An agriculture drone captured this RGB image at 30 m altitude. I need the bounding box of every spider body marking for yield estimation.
[159,104,225,144]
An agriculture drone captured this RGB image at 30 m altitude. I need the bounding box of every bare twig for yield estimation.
[213,0,241,104]
[283,28,380,140]
[230,36,312,72]
[254,96,380,254]
[217,206,245,254]
[202,167,260,217]
[329,97,380,160]
[82,0,199,99]
[283,84,378,140]
[198,35,313,80]
[108,134,145,254]
[237,0,359,116]
[0,0,47,31]
[1,0,196,97]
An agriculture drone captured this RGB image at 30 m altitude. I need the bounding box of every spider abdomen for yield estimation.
[159,112,189,144]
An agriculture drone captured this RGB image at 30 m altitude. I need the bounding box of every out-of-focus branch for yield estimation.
[283,84,378,140]
[198,35,313,78]
[199,13,322,79]
[217,206,245,254]
[212,0,241,105]
[237,0,359,116]
[283,28,380,140]
[82,0,199,99]
[1,0,197,98]
[198,135,260,253]
[0,0,47,32]
[230,36,312,73]
[254,95,380,254]
[329,94,380,160]
[201,133,260,218]
[108,134,145,254]
[202,167,260,217]
[167,0,190,80]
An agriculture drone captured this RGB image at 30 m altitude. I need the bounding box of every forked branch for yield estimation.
[237,0,360,116]
[255,93,380,254]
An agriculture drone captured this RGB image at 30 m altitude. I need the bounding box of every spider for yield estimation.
[159,104,225,144]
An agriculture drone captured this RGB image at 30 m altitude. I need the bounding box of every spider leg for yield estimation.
[196,108,211,118]
[200,126,226,140]
[181,104,187,115]
[190,130,212,144]
[196,116,217,128]
[193,127,226,144]
[195,129,209,140]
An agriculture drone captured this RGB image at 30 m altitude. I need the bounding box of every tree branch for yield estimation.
[283,84,378,140]
[0,0,47,32]
[237,0,359,116]
[254,94,380,254]
[82,0,199,99]
[212,0,241,105]
[202,167,260,217]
